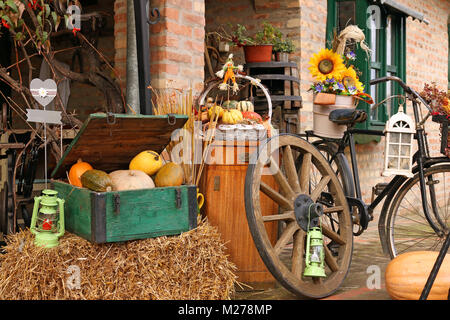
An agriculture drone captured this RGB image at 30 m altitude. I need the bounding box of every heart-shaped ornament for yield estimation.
[30,78,57,107]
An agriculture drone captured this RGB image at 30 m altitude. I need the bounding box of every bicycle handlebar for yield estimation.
[369,76,432,112]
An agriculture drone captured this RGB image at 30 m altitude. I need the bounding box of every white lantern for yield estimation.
[383,110,415,178]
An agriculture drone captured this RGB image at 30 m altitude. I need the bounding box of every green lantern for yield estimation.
[303,226,326,278]
[30,189,65,248]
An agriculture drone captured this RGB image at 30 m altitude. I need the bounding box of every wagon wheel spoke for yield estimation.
[269,157,295,199]
[324,245,339,272]
[260,181,293,210]
[283,145,301,194]
[322,224,346,245]
[298,152,312,193]
[274,221,299,256]
[262,211,295,222]
[310,175,331,202]
[291,229,305,277]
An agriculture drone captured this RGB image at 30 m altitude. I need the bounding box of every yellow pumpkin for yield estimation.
[385,251,450,300]
[129,150,163,176]
[154,162,184,187]
[208,105,224,120]
[237,100,254,112]
[221,109,243,125]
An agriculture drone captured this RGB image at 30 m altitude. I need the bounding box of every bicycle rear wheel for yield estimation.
[386,164,450,258]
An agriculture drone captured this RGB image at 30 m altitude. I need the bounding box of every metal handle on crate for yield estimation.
[198,74,273,125]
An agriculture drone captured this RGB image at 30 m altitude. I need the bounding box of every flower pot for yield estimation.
[244,45,273,63]
[313,94,357,139]
[275,52,289,62]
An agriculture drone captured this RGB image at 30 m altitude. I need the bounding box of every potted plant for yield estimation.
[273,38,296,62]
[308,25,373,138]
[217,22,280,63]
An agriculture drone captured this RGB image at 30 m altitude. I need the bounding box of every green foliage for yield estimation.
[273,38,296,53]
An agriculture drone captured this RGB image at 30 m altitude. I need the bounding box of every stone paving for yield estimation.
[232,215,393,300]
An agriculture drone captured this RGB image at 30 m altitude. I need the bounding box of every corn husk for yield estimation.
[333,25,371,57]
[0,219,237,300]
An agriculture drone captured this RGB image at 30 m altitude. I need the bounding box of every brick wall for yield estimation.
[114,0,206,95]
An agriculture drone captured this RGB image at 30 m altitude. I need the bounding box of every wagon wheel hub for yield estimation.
[294,194,324,232]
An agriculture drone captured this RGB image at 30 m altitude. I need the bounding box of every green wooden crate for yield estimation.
[50,113,197,243]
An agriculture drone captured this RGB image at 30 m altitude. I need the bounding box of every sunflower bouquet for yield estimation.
[309,48,364,96]
[308,25,372,99]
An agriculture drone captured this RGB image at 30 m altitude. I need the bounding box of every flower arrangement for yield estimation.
[308,48,364,96]
[308,25,371,97]
[419,83,450,117]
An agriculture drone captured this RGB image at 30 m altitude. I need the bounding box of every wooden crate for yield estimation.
[51,113,198,243]
[199,140,278,285]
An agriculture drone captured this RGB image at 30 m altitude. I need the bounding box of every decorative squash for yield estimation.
[385,251,450,300]
[81,169,113,192]
[109,170,155,191]
[129,150,163,176]
[242,111,262,123]
[68,158,93,187]
[222,100,238,110]
[237,100,254,112]
[154,162,184,187]
[222,109,243,125]
[208,104,224,120]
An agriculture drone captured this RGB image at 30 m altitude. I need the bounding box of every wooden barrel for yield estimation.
[199,139,278,286]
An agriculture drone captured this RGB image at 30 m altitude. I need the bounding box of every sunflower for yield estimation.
[309,48,346,82]
[340,66,364,93]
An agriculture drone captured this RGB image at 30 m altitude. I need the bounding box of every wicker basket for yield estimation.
[432,115,450,157]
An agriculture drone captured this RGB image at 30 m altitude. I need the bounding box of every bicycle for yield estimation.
[302,76,450,258]
[244,76,449,298]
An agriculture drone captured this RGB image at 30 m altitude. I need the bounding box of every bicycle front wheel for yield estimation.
[386,164,450,258]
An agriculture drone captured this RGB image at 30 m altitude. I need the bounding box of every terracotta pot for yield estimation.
[244,45,273,63]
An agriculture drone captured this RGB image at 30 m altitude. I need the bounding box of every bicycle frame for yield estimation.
[306,76,449,236]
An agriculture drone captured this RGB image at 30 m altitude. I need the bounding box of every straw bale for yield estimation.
[0,219,237,300]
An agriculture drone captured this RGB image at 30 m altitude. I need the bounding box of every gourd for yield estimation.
[222,109,243,125]
[237,100,254,112]
[242,111,262,123]
[208,105,224,120]
[129,150,163,176]
[154,162,184,187]
[222,100,238,110]
[68,158,93,187]
[81,169,113,192]
[385,251,450,300]
[109,170,155,191]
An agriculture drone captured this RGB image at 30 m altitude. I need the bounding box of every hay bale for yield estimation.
[0,219,237,300]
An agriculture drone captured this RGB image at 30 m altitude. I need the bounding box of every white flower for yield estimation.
[38,88,48,98]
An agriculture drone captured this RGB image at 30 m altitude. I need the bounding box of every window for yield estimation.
[326,0,406,137]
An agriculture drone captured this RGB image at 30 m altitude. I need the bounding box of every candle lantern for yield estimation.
[303,227,327,278]
[30,189,65,248]
[383,110,415,178]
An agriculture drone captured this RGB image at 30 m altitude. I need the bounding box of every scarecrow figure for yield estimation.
[215,54,243,93]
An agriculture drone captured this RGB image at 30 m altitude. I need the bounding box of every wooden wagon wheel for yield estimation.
[245,133,353,298]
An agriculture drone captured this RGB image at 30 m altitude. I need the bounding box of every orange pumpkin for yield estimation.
[385,251,450,300]
[69,158,93,187]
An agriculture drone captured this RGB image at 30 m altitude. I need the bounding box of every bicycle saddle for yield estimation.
[329,109,367,125]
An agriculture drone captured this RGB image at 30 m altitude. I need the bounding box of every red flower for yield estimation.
[72,27,81,36]
[1,19,10,29]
